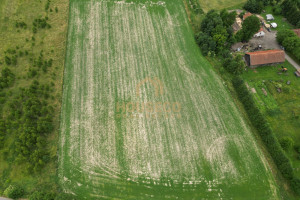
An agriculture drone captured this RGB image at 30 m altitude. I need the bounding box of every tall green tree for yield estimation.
[238,15,260,42]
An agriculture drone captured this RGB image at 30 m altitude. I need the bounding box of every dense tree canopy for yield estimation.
[236,15,260,42]
[243,0,264,13]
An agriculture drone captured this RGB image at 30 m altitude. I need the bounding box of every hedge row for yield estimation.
[232,76,300,195]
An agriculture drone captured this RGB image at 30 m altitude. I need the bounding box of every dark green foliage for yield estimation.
[291,178,300,195]
[0,68,15,90]
[15,21,27,29]
[276,29,295,44]
[232,76,299,195]
[281,0,300,27]
[237,15,260,42]
[33,51,53,73]
[277,29,300,62]
[55,7,58,13]
[55,193,77,200]
[243,0,264,13]
[0,119,6,147]
[201,10,223,36]
[45,0,50,11]
[272,5,282,15]
[7,81,54,172]
[5,56,11,65]
[196,10,235,55]
[222,54,245,75]
[279,137,294,151]
[220,10,236,27]
[195,32,216,55]
[28,68,38,78]
[33,17,51,33]
[29,191,56,200]
[3,184,24,199]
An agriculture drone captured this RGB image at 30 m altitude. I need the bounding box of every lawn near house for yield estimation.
[262,6,294,32]
[242,61,300,178]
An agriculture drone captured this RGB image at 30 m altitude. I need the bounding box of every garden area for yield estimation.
[242,61,300,178]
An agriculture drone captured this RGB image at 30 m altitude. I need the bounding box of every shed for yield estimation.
[254,27,265,37]
[266,14,274,21]
[245,49,285,67]
[271,23,277,28]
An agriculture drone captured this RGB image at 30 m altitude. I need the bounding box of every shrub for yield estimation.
[29,191,56,200]
[243,0,264,13]
[3,185,24,199]
[279,137,294,151]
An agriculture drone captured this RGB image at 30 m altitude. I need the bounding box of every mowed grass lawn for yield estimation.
[198,0,246,12]
[242,61,300,178]
[59,0,280,199]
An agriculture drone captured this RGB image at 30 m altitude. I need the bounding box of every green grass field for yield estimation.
[242,61,300,178]
[59,0,281,199]
[198,0,246,12]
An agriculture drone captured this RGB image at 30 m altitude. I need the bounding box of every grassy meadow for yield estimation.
[0,0,68,195]
[198,0,246,12]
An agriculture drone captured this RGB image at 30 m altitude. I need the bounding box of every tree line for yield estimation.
[277,29,300,62]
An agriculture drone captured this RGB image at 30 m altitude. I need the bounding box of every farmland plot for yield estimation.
[59,0,280,199]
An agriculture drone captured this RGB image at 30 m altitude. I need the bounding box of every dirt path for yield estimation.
[0,197,12,200]
[285,53,300,70]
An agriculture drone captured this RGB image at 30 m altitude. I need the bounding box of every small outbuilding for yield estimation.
[271,23,277,28]
[254,27,265,37]
[266,14,274,21]
[245,49,285,67]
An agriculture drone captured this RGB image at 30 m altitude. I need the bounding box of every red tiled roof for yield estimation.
[246,50,285,66]
[259,27,264,32]
[243,12,252,20]
[293,29,300,37]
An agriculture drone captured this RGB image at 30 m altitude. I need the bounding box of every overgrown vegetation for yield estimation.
[232,76,300,196]
[0,0,69,198]
[281,0,300,27]
[195,9,246,74]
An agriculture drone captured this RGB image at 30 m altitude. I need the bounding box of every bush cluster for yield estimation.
[281,0,300,27]
[0,68,15,90]
[195,10,236,56]
[3,185,24,199]
[232,76,300,195]
[277,29,300,62]
[32,17,51,33]
[7,81,54,172]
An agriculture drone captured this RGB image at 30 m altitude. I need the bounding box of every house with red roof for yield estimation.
[243,12,252,20]
[245,49,285,67]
